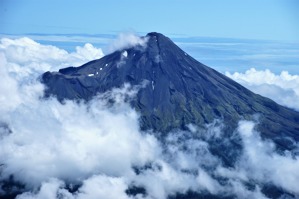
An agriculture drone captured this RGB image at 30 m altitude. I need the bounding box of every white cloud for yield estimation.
[225,68,299,110]
[16,179,66,199]
[0,33,113,45]
[1,37,299,199]
[236,121,299,194]
[0,53,22,112]
[228,181,268,199]
[0,37,104,79]
[0,83,159,188]
[214,120,299,197]
[0,37,158,194]
[196,168,221,195]
[108,32,148,53]
[75,175,131,199]
[17,176,132,199]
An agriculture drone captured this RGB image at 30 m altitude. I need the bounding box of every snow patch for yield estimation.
[122,51,128,58]
[151,81,155,90]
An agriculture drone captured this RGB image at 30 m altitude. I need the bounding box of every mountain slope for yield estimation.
[42,32,299,150]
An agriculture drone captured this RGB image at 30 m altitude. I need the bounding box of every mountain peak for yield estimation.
[146,32,164,37]
[145,32,175,50]
[42,32,299,151]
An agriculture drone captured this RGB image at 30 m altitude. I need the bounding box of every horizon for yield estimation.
[1,0,298,42]
[1,0,298,74]
[1,31,299,75]
[1,1,299,198]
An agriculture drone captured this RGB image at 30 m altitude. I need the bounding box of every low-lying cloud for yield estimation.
[0,37,104,76]
[226,68,299,111]
[0,37,299,199]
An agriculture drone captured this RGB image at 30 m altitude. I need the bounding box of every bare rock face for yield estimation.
[42,32,299,151]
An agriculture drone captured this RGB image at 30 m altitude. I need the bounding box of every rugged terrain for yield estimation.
[43,32,299,152]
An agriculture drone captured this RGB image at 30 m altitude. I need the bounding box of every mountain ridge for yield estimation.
[42,32,299,151]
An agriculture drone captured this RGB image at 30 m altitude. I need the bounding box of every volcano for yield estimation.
[2,32,299,199]
[42,32,299,151]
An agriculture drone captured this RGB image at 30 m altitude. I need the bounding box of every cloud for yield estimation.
[0,82,158,188]
[16,179,66,199]
[0,54,22,112]
[214,120,299,197]
[75,175,131,199]
[0,33,113,45]
[0,37,156,194]
[108,32,148,53]
[1,37,299,199]
[0,37,104,77]
[0,36,104,112]
[236,121,299,194]
[226,68,299,111]
[17,176,131,199]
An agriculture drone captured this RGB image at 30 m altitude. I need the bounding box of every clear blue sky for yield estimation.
[0,0,298,42]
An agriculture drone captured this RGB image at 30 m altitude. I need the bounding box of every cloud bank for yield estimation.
[0,37,298,199]
[226,68,299,111]
[0,37,104,77]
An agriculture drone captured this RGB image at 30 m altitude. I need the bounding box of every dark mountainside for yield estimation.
[41,32,299,198]
[43,32,299,148]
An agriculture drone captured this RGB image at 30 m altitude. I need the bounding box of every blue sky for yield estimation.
[1,0,298,41]
[0,0,298,74]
